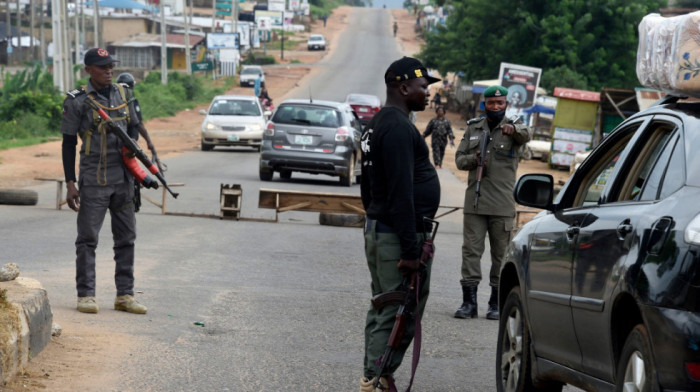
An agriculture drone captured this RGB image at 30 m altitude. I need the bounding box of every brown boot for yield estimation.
[114,295,147,314]
[77,296,98,313]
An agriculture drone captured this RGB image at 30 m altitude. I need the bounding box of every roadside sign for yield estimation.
[192,61,213,72]
[258,16,272,31]
[498,62,542,109]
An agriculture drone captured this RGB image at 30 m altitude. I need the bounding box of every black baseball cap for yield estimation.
[84,48,119,66]
[384,56,440,85]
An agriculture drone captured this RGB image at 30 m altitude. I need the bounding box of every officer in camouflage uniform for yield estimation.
[454,85,531,320]
[422,106,455,168]
[61,48,147,315]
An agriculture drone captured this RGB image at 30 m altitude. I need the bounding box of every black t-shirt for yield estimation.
[360,106,441,259]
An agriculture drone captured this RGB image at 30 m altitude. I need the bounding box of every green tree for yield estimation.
[419,0,665,90]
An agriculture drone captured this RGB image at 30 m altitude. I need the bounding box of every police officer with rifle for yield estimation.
[454,85,531,321]
[61,48,167,315]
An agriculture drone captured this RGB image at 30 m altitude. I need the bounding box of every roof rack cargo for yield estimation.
[652,95,686,107]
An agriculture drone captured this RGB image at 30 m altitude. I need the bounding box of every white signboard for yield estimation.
[255,10,284,28]
[268,0,285,12]
[207,33,239,49]
[258,17,272,31]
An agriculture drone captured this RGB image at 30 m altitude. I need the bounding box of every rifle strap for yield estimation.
[404,273,422,392]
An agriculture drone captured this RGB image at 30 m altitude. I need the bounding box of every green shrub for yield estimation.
[243,54,277,65]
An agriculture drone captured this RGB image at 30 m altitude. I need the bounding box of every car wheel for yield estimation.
[319,213,365,228]
[522,147,533,161]
[339,158,354,187]
[496,287,563,392]
[0,189,38,205]
[615,325,658,392]
[280,170,292,180]
[201,142,214,151]
[259,168,273,181]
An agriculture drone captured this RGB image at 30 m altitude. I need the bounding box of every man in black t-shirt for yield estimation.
[359,56,441,392]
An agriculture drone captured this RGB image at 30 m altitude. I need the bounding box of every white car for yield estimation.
[239,65,265,87]
[307,34,326,51]
[200,95,271,151]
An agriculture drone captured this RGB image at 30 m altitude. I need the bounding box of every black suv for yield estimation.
[259,99,363,186]
[497,96,700,391]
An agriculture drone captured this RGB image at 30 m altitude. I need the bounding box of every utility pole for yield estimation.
[160,0,167,84]
[30,0,35,60]
[92,0,99,47]
[52,0,73,92]
[184,0,190,74]
[74,1,79,70]
[40,0,45,66]
[16,0,21,62]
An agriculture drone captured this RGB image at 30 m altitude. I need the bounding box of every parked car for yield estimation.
[496,95,700,391]
[200,95,270,151]
[259,99,363,186]
[307,34,326,50]
[345,93,381,125]
[239,65,265,87]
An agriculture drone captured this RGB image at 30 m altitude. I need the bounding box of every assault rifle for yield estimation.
[371,218,439,392]
[84,95,179,199]
[473,129,489,211]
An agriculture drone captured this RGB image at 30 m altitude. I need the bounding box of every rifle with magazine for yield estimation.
[84,94,179,199]
[473,129,490,211]
[371,217,439,392]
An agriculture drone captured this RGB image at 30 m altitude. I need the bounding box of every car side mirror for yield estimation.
[514,174,554,210]
[199,109,207,115]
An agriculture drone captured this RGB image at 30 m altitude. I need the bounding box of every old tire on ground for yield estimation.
[0,189,38,205]
[319,213,365,228]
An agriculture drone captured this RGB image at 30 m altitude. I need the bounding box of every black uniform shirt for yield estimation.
[360,106,441,259]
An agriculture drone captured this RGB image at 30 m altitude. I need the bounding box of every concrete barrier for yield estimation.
[0,277,53,384]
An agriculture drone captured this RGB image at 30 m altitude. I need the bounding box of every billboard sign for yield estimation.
[498,62,542,109]
[206,33,240,50]
[255,10,284,28]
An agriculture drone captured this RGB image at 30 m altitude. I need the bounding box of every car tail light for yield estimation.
[374,106,380,113]
[264,122,275,136]
[685,213,700,245]
[335,126,350,142]
[687,362,700,381]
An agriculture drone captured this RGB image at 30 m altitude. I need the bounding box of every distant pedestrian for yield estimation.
[322,14,328,27]
[254,73,262,97]
[393,21,398,37]
[423,106,455,168]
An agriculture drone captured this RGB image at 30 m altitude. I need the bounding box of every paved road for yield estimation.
[0,7,582,392]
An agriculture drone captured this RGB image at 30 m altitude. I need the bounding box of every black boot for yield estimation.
[454,286,478,319]
[486,286,499,320]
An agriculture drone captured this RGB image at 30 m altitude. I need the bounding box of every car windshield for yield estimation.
[273,105,339,127]
[310,36,323,41]
[208,99,261,116]
[348,95,379,106]
[241,68,261,75]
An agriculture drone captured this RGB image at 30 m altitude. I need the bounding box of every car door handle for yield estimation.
[616,222,633,240]
[566,226,579,241]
